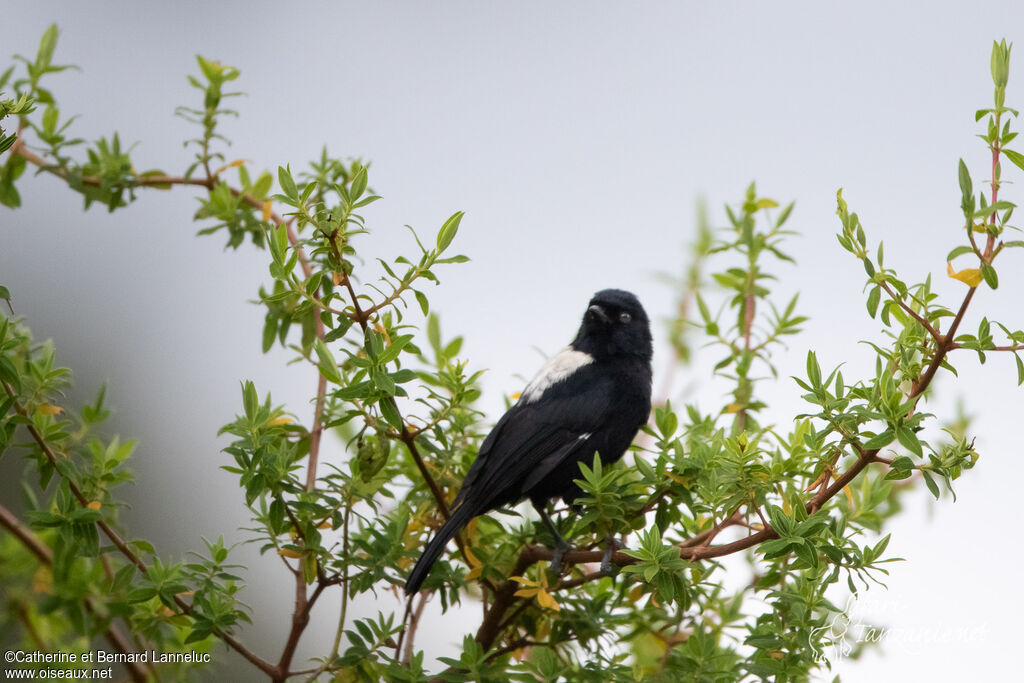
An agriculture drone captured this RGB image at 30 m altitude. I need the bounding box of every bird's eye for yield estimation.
[618,312,632,324]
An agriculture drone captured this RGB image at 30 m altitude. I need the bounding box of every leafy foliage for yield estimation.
[1,25,1021,683]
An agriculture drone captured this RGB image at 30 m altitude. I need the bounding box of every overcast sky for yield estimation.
[3,2,1023,680]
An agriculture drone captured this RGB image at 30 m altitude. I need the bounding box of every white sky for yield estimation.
[3,2,1023,680]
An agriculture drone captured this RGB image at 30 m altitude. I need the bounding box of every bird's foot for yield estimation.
[550,538,572,574]
[600,535,625,575]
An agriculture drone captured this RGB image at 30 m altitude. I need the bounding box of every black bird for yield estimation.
[404,289,653,595]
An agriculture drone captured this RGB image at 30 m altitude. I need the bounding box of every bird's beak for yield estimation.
[586,304,611,324]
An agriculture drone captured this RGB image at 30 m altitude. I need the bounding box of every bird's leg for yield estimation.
[536,505,571,573]
[600,532,624,574]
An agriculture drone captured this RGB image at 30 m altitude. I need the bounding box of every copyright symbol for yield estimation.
[4,650,15,663]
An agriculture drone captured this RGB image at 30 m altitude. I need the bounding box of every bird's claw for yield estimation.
[550,539,571,574]
[600,536,625,575]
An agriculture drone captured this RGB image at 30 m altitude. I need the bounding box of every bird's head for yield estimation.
[572,289,652,362]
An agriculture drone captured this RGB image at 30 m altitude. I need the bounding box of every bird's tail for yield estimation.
[404,503,475,595]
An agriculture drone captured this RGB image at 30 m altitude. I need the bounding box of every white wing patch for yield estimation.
[520,347,594,404]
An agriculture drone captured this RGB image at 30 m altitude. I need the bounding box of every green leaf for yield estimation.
[376,334,414,365]
[946,245,975,261]
[41,105,58,135]
[261,315,278,353]
[872,533,891,560]
[972,200,1016,219]
[805,351,821,388]
[1003,148,1024,173]
[269,224,288,264]
[350,165,368,200]
[958,158,973,215]
[436,211,464,252]
[363,328,383,360]
[435,254,470,264]
[895,425,922,457]
[793,540,819,568]
[776,201,795,227]
[70,508,102,523]
[278,165,297,201]
[414,290,429,316]
[866,286,880,318]
[921,470,941,499]
[889,455,915,472]
[36,24,59,70]
[981,263,998,289]
[378,397,403,429]
[334,380,372,400]
[323,316,353,343]
[884,467,913,481]
[313,339,341,384]
[372,367,396,395]
[242,381,258,420]
[863,429,896,450]
[765,505,793,536]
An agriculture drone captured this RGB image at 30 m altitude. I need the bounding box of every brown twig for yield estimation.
[697,505,744,547]
[0,503,151,682]
[402,591,430,666]
[275,580,328,681]
[337,271,453,522]
[394,589,417,664]
[910,288,978,398]
[554,570,612,592]
[1,381,278,678]
[637,488,671,516]
[474,267,981,648]
[15,136,465,676]
[957,342,1024,351]
[878,280,942,343]
[19,128,339,676]
[736,291,756,431]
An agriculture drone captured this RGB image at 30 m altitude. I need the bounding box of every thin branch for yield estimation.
[0,501,53,566]
[474,547,536,650]
[401,590,429,666]
[11,596,48,652]
[554,570,612,592]
[3,380,147,574]
[13,140,207,189]
[0,503,151,682]
[475,284,980,647]
[637,488,671,516]
[494,598,530,633]
[393,590,417,665]
[484,638,546,663]
[952,342,1024,352]
[696,505,744,547]
[337,272,453,522]
[276,580,328,681]
[878,280,942,343]
[1,381,277,678]
[19,128,333,677]
[306,373,328,491]
[753,506,770,531]
[910,287,978,398]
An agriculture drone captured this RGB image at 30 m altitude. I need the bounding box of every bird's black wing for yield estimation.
[454,369,617,513]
